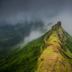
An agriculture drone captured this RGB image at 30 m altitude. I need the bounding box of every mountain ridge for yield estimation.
[0,21,72,72]
[36,21,72,72]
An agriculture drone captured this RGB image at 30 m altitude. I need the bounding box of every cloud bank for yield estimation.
[0,0,72,44]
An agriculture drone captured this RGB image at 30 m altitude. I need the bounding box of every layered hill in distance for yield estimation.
[0,21,72,72]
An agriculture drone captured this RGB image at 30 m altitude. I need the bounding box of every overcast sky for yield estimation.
[0,0,72,35]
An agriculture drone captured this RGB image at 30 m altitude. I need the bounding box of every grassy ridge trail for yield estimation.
[36,27,72,72]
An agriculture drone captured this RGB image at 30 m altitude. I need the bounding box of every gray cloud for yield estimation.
[0,0,72,38]
[0,0,72,54]
[0,0,66,23]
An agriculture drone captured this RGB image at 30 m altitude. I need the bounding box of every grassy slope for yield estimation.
[60,31,72,64]
[36,28,72,72]
[0,33,46,72]
[0,24,72,72]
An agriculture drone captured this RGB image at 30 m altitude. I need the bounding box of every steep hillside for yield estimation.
[0,22,72,72]
[36,22,72,72]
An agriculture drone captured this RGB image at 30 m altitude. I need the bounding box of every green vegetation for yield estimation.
[0,22,72,72]
[0,35,45,72]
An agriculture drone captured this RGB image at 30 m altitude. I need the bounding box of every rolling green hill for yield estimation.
[0,21,72,72]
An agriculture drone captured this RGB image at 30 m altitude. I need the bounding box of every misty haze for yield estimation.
[0,0,72,72]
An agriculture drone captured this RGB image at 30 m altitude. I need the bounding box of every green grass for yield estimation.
[0,24,72,72]
[0,35,45,72]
